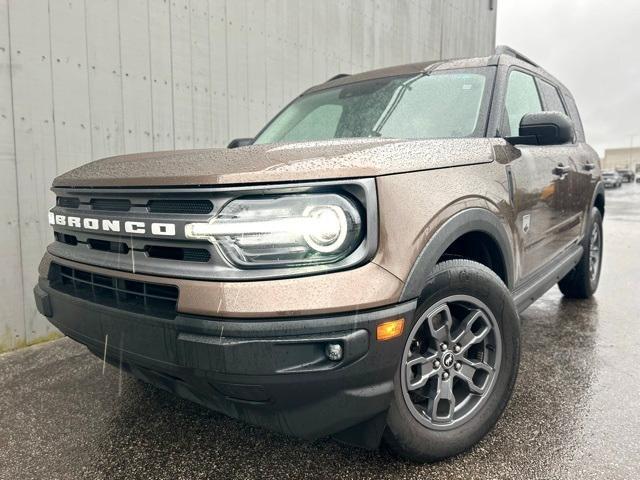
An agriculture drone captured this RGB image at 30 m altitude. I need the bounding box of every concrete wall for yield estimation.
[0,0,497,353]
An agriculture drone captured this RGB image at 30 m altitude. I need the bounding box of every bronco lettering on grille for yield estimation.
[48,212,177,236]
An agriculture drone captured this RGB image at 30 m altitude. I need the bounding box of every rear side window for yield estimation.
[503,70,542,136]
[537,80,566,114]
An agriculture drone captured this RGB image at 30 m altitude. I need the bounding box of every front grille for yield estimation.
[53,234,209,263]
[148,199,213,214]
[54,232,78,246]
[49,263,179,318]
[91,198,131,211]
[55,196,214,215]
[51,186,249,279]
[145,245,211,263]
[88,238,130,254]
[57,197,80,208]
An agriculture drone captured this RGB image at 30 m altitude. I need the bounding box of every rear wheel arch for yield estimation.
[400,208,515,302]
[593,182,605,217]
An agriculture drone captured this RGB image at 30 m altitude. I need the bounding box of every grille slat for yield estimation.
[56,196,214,214]
[54,232,78,246]
[57,197,80,208]
[50,263,178,318]
[147,199,213,214]
[90,198,131,211]
[87,238,130,254]
[145,245,211,263]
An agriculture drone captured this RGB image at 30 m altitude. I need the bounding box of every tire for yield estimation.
[558,207,603,299]
[384,260,520,462]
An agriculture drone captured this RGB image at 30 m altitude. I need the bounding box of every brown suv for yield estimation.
[34,46,604,462]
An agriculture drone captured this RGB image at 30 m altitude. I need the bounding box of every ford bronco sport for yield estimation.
[34,46,604,462]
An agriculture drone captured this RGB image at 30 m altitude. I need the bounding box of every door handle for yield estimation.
[552,164,571,176]
[583,162,596,171]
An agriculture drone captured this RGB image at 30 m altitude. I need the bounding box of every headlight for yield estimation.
[185,194,364,268]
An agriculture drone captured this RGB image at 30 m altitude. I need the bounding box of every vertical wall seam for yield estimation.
[82,0,94,161]
[245,0,250,131]
[205,0,212,146]
[491,0,497,50]
[439,0,445,59]
[223,0,229,141]
[168,0,176,149]
[116,0,126,152]
[263,0,268,123]
[146,0,155,150]
[188,0,195,148]
[46,0,58,174]
[5,0,27,346]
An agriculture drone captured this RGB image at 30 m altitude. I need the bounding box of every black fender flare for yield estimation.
[399,208,515,302]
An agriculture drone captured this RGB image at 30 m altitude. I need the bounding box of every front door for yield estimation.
[502,70,577,279]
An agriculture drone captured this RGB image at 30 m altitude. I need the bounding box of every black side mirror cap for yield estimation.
[227,137,254,149]
[506,111,575,146]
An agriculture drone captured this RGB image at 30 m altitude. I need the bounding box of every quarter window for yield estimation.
[537,80,566,114]
[503,70,542,136]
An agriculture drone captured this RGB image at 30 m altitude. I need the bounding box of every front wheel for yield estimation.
[384,260,520,462]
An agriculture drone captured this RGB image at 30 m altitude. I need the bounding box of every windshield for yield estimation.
[254,68,493,144]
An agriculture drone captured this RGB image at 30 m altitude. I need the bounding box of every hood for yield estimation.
[53,137,496,188]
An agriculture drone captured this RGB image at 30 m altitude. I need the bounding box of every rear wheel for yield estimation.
[558,207,603,299]
[384,260,520,462]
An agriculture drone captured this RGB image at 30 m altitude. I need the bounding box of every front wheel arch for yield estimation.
[400,208,515,302]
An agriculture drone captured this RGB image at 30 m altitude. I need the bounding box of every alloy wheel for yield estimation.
[589,222,601,283]
[401,295,502,431]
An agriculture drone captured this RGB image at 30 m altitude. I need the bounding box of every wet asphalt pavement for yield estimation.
[2,183,640,480]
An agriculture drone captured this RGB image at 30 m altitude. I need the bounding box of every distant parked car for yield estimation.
[616,169,635,183]
[603,170,622,188]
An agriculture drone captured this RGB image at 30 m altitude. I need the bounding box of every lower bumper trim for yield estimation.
[35,278,416,444]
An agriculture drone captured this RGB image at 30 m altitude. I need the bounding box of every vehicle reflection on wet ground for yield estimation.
[1,183,639,480]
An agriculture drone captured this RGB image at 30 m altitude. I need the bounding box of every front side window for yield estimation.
[503,70,542,136]
[254,68,493,144]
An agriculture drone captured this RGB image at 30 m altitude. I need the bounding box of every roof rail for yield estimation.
[326,73,350,82]
[494,45,539,68]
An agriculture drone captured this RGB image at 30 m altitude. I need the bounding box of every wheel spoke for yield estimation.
[589,223,601,281]
[431,375,456,422]
[406,352,438,391]
[426,304,453,343]
[455,358,494,394]
[451,310,491,352]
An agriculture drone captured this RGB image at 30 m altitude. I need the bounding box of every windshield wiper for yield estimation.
[371,74,425,136]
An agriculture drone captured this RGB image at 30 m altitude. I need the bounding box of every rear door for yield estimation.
[502,69,577,278]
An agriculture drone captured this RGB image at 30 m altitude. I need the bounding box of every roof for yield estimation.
[302,45,564,96]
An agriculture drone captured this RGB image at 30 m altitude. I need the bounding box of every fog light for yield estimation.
[325,343,343,361]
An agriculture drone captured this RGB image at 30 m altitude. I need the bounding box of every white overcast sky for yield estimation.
[496,0,640,156]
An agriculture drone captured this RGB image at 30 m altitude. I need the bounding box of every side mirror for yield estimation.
[227,137,254,149]
[507,111,575,146]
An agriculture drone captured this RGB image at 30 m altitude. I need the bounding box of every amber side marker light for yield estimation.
[376,318,405,341]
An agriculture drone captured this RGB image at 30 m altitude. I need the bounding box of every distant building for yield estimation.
[602,147,640,172]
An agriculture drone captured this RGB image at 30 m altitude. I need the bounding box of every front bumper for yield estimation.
[34,275,416,447]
